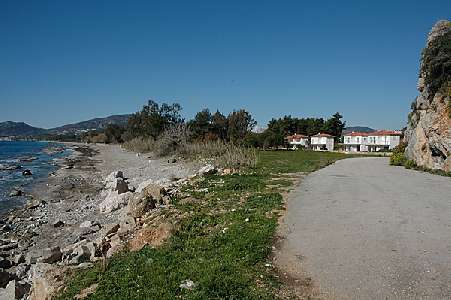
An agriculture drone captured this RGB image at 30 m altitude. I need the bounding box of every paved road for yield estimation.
[276,157,451,299]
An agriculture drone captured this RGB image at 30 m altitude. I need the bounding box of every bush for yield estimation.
[390,142,407,166]
[404,159,417,169]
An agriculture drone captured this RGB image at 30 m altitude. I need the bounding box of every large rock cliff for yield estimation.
[405,20,451,171]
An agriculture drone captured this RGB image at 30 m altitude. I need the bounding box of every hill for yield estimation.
[342,126,375,134]
[48,114,131,134]
[0,121,46,137]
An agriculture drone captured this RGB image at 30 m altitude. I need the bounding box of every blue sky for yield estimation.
[1,0,450,129]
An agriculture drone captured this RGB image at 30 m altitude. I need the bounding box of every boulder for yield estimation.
[62,241,92,265]
[198,164,217,176]
[38,246,62,264]
[22,169,32,176]
[79,220,99,228]
[52,220,65,228]
[0,257,12,269]
[126,192,156,218]
[8,189,22,197]
[99,191,132,213]
[128,222,173,251]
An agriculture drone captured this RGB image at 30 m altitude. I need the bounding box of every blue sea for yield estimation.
[0,141,68,215]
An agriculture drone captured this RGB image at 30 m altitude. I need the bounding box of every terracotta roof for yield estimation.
[286,133,308,140]
[343,132,369,137]
[312,133,333,138]
[369,130,402,136]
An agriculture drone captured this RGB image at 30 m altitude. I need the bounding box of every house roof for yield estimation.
[312,133,333,138]
[370,130,402,136]
[343,130,402,137]
[343,132,369,137]
[286,133,308,139]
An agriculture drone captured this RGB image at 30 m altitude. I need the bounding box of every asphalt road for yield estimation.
[276,157,451,299]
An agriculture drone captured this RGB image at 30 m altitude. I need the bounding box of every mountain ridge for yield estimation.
[0,114,131,137]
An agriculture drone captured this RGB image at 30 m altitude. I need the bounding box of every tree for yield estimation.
[211,110,228,140]
[125,100,183,140]
[227,109,256,143]
[322,112,345,140]
[187,109,212,141]
[104,124,125,144]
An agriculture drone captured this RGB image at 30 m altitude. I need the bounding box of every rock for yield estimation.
[0,257,12,269]
[52,220,65,228]
[8,189,22,197]
[126,192,156,218]
[128,222,173,252]
[79,220,98,228]
[39,246,62,264]
[104,223,120,237]
[63,242,92,265]
[198,164,217,176]
[404,20,451,172]
[179,279,196,290]
[22,169,32,176]
[14,254,25,265]
[0,270,12,288]
[29,263,66,300]
[106,234,124,258]
[142,183,166,204]
[25,251,41,265]
[99,191,133,213]
[113,178,129,194]
[15,280,31,299]
[168,158,177,163]
[10,263,30,279]
[0,280,15,299]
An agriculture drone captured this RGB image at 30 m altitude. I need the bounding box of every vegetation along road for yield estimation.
[276,157,451,299]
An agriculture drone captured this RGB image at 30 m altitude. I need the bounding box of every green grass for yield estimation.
[55,150,351,299]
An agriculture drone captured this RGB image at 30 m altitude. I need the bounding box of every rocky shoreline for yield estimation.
[0,143,209,299]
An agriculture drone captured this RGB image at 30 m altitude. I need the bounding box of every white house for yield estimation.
[286,134,309,149]
[310,133,334,151]
[343,130,402,152]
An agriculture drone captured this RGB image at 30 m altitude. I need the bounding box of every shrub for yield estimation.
[421,30,451,97]
[404,159,417,169]
[390,142,407,166]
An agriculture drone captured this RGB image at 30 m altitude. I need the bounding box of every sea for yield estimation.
[0,141,69,216]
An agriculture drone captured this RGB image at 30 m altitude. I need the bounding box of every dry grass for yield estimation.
[122,136,156,153]
[180,140,258,169]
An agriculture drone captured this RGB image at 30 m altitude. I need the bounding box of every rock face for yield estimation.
[405,20,451,171]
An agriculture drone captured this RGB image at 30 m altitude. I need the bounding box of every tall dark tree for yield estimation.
[322,112,345,140]
[211,110,228,140]
[188,109,212,141]
[227,109,256,143]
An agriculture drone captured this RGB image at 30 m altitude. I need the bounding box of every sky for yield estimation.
[1,0,450,130]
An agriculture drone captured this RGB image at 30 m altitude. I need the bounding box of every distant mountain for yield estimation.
[342,126,375,134]
[0,121,46,137]
[0,114,131,137]
[48,114,131,134]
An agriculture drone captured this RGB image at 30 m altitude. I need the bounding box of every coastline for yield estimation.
[0,142,199,299]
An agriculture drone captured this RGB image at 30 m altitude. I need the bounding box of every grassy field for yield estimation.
[56,150,351,300]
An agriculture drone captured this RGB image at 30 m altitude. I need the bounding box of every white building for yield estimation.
[343,130,402,152]
[286,134,309,149]
[310,133,334,151]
